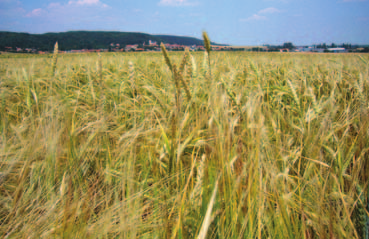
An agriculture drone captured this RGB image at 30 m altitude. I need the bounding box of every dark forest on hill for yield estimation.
[0,31,222,51]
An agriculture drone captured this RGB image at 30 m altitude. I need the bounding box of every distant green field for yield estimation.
[0,42,368,238]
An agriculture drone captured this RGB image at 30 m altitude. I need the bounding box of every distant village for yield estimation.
[2,40,368,54]
[2,40,224,54]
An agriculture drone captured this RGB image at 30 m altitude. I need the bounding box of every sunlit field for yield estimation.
[0,39,368,238]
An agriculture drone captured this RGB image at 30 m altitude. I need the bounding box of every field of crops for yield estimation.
[0,38,368,238]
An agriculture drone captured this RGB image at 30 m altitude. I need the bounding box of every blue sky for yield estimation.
[1,0,368,45]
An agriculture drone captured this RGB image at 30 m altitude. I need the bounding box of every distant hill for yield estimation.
[0,31,225,51]
[154,35,224,46]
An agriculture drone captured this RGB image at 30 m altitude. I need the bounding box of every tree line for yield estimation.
[0,31,218,52]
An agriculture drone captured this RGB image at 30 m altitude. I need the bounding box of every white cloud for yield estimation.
[26,8,43,17]
[68,0,99,5]
[47,0,109,10]
[241,7,281,22]
[67,0,109,7]
[158,0,197,6]
[240,14,267,22]
[26,1,109,18]
[48,2,62,8]
[258,7,280,14]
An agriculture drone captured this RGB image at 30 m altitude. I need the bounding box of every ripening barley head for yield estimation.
[160,42,173,72]
[190,54,197,79]
[202,32,211,55]
[51,41,58,76]
[179,47,189,73]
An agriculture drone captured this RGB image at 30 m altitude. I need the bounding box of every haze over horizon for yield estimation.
[1,0,369,46]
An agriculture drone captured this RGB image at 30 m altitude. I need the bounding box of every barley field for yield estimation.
[0,38,368,238]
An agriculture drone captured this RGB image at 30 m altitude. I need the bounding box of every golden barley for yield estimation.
[202,32,211,55]
[51,41,58,76]
[161,42,173,72]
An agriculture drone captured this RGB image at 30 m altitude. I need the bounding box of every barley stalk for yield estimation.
[202,51,209,76]
[169,110,177,176]
[197,175,219,239]
[364,185,369,239]
[97,52,102,83]
[129,61,137,97]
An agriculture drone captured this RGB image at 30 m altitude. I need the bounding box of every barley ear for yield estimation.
[177,48,192,101]
[178,71,192,101]
[287,79,300,108]
[190,54,197,79]
[51,41,58,76]
[179,47,189,74]
[202,32,211,55]
[220,77,242,115]
[202,32,212,80]
[172,63,181,109]
[161,43,173,72]
[186,53,193,79]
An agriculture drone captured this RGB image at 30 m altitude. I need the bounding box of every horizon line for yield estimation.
[1,30,368,46]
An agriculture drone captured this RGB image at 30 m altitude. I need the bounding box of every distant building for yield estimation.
[149,40,158,46]
[296,47,324,53]
[125,44,139,51]
[312,48,325,53]
[298,47,314,52]
[327,48,346,53]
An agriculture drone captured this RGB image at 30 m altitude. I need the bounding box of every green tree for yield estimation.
[282,42,295,50]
